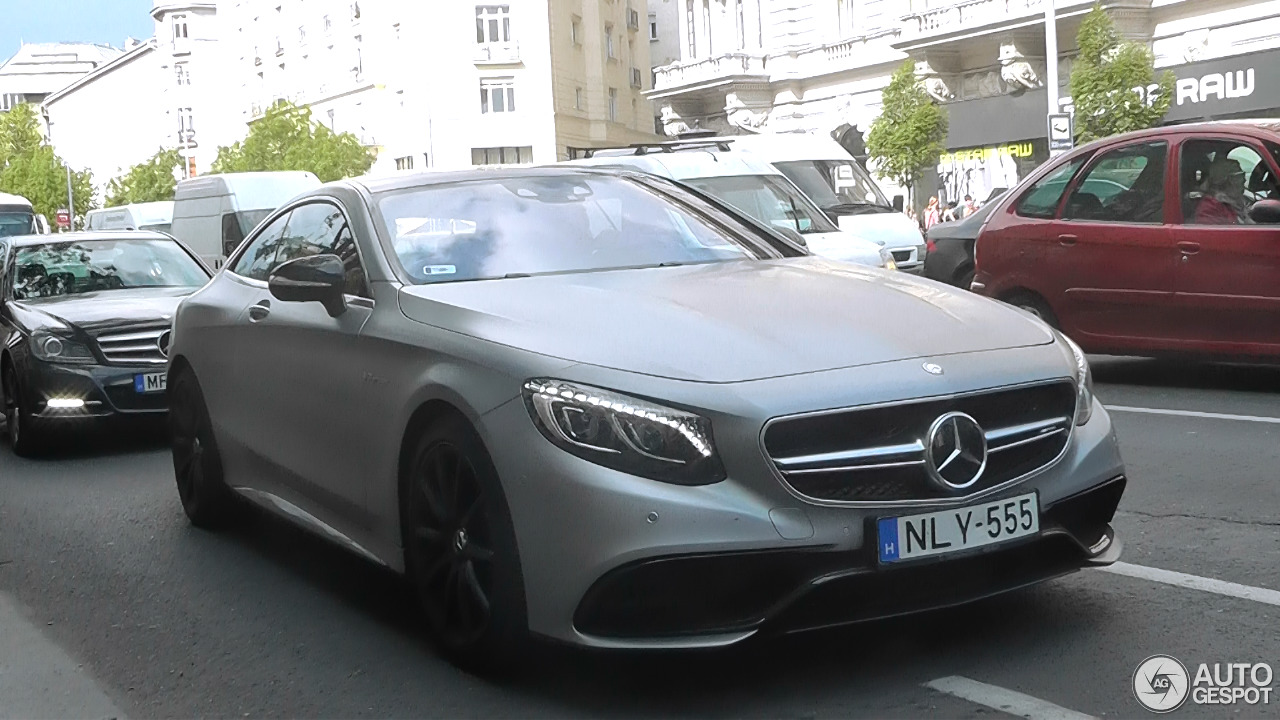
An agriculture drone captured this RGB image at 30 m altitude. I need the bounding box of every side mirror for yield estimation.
[268,254,347,317]
[775,225,807,247]
[892,195,905,212]
[1247,199,1280,224]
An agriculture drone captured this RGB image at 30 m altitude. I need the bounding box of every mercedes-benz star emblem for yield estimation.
[924,411,987,490]
[923,362,944,375]
[157,330,172,359]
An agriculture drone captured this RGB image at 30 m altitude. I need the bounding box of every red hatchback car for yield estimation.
[973,121,1280,360]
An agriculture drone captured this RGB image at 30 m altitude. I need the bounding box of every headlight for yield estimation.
[522,379,726,485]
[1058,332,1094,426]
[30,333,95,364]
[879,248,898,271]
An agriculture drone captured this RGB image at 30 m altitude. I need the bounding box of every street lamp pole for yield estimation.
[65,164,74,231]
[1044,0,1059,116]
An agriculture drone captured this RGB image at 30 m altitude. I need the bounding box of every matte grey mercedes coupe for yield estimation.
[168,167,1127,672]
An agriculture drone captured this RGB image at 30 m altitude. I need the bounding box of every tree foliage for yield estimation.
[106,148,182,207]
[1069,4,1175,143]
[211,101,375,182]
[866,61,949,205]
[0,103,94,222]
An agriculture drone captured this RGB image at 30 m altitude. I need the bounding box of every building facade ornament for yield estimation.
[915,59,955,103]
[998,40,1042,92]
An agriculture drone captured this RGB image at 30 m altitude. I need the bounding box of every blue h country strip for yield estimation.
[878,517,900,563]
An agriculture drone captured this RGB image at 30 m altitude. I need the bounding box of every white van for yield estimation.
[706,133,928,273]
[560,143,895,270]
[170,171,321,268]
[0,192,39,237]
[84,201,175,233]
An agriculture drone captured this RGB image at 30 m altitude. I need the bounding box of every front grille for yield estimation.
[763,381,1077,503]
[94,326,169,365]
[891,249,913,263]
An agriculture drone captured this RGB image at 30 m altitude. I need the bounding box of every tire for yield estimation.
[3,364,49,458]
[169,366,239,529]
[1004,291,1060,329]
[401,413,528,675]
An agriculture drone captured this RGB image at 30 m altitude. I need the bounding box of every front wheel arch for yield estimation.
[999,288,1060,328]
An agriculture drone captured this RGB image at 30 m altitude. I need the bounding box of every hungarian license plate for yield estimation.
[877,491,1039,564]
[135,372,167,394]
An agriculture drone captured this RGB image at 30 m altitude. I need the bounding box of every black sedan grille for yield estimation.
[762,381,1077,503]
[94,326,169,365]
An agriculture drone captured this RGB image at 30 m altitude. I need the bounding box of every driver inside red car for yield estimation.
[1194,156,1251,225]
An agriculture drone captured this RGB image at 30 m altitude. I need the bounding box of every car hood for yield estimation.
[397,257,1056,383]
[801,231,883,266]
[13,287,190,334]
[835,212,923,248]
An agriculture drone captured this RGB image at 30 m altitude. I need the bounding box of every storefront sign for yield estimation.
[939,142,1035,165]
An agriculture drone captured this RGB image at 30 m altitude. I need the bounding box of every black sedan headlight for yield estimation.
[30,332,95,364]
[523,379,726,485]
[1058,333,1094,426]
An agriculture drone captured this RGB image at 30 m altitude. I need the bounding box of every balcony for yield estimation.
[769,27,902,80]
[474,41,521,64]
[897,0,1105,46]
[652,52,766,93]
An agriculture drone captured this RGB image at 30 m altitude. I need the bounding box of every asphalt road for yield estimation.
[1,357,1277,719]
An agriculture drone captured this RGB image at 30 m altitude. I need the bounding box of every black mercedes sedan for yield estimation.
[1,231,211,455]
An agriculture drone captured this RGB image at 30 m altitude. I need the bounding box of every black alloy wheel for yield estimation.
[3,365,46,457]
[169,368,238,528]
[404,416,527,673]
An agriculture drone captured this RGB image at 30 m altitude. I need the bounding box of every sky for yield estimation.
[1,0,156,60]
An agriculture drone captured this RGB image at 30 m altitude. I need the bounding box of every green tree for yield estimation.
[1069,4,1175,143]
[106,148,182,206]
[0,103,95,223]
[211,101,375,182]
[866,61,949,206]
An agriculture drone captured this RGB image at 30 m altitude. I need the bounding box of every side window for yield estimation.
[230,212,290,281]
[1015,158,1086,219]
[1180,138,1280,225]
[1062,141,1168,223]
[276,201,370,298]
[221,213,246,258]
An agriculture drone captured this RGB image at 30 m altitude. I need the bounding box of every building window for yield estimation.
[175,62,191,86]
[605,24,615,58]
[685,0,695,56]
[395,155,415,171]
[571,15,582,45]
[702,0,712,56]
[171,13,189,40]
[352,47,363,79]
[480,77,516,113]
[608,87,618,121]
[837,0,857,36]
[649,12,658,41]
[737,0,746,49]
[476,5,511,44]
[1,93,24,111]
[470,146,532,165]
[574,87,584,110]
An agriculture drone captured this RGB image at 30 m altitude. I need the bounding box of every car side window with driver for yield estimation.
[1179,139,1280,225]
[230,212,291,281]
[271,201,370,298]
[1061,141,1168,224]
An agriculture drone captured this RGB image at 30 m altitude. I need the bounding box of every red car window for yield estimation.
[1014,157,1086,219]
[1179,138,1280,225]
[1061,141,1168,224]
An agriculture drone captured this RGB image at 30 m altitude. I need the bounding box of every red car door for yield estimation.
[1042,140,1181,352]
[1169,134,1280,357]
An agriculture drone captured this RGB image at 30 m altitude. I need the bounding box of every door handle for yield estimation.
[1057,234,1078,247]
[247,302,271,322]
[1177,241,1201,254]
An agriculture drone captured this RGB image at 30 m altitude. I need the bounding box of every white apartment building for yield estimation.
[651,0,1280,203]
[43,2,242,197]
[0,42,121,114]
[224,0,660,174]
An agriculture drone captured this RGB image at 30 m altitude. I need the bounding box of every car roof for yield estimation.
[344,165,640,195]
[0,192,33,207]
[696,132,853,162]
[1074,120,1280,151]
[3,230,175,247]
[560,149,782,180]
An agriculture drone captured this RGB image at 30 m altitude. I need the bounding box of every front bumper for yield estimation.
[483,361,1127,648]
[21,360,169,420]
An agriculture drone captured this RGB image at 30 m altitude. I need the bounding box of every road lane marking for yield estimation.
[1099,562,1280,607]
[1105,405,1280,424]
[924,676,1096,720]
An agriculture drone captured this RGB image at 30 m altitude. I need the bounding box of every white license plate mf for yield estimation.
[135,372,167,394]
[878,491,1039,564]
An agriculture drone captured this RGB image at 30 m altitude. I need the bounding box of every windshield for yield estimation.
[12,239,210,300]
[0,211,34,237]
[378,174,760,284]
[681,174,840,234]
[773,160,892,213]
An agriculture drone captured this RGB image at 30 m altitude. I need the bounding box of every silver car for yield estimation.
[168,167,1126,672]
